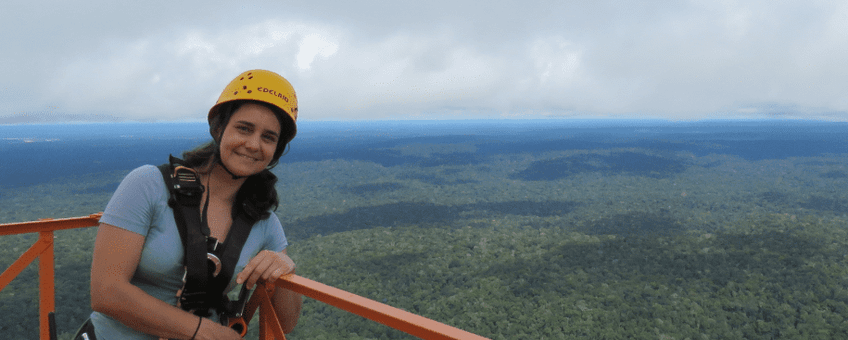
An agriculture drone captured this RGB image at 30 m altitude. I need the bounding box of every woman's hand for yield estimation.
[236,250,296,290]
[193,317,243,340]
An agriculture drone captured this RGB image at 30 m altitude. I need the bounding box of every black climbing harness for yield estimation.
[158,155,255,322]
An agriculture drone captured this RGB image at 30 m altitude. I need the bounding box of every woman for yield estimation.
[86,70,302,339]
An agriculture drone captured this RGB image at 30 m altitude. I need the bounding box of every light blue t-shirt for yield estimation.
[91,165,287,340]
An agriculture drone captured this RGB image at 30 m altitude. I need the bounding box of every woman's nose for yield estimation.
[244,134,261,150]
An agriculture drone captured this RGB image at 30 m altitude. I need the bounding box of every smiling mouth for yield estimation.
[235,152,260,162]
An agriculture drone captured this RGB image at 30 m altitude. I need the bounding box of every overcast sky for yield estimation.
[2,0,847,124]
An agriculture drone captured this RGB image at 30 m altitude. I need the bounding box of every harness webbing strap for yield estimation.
[208,212,253,310]
[158,155,256,317]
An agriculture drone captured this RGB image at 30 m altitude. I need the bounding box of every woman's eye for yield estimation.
[237,126,251,133]
[263,134,278,143]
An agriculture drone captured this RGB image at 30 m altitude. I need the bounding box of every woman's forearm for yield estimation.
[91,279,202,339]
[91,223,210,339]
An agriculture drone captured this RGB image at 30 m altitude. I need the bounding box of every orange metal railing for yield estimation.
[0,214,490,340]
[0,213,103,340]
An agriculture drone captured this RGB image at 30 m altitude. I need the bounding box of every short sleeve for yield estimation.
[99,165,167,236]
[264,213,288,252]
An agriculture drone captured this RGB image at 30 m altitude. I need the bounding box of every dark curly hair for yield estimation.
[181,99,295,221]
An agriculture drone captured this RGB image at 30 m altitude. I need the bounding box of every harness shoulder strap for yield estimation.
[157,157,209,312]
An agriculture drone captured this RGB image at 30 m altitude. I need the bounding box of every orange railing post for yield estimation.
[256,287,288,340]
[39,230,55,340]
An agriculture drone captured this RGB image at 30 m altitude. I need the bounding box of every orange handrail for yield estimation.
[275,274,490,340]
[0,213,104,236]
[0,214,491,340]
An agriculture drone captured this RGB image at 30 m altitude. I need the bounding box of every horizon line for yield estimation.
[4,116,848,127]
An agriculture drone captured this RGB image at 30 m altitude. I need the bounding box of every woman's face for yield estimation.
[218,102,281,177]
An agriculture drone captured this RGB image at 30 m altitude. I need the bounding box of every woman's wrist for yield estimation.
[190,316,202,339]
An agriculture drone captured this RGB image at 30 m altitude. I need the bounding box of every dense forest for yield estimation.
[285,213,848,339]
[2,211,847,339]
[2,122,848,338]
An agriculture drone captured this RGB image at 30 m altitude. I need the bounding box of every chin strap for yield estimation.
[214,146,246,180]
[218,158,246,180]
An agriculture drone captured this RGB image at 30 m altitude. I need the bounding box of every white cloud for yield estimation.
[2,0,848,123]
[297,34,339,71]
[37,20,344,121]
[297,30,506,119]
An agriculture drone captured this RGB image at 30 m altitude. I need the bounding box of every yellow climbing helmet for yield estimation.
[208,69,299,168]
[209,69,298,124]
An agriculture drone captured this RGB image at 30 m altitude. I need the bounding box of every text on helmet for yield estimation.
[257,87,290,103]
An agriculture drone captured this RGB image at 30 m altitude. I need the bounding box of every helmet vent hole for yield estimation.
[247,90,252,94]
[242,86,247,89]
[233,91,238,95]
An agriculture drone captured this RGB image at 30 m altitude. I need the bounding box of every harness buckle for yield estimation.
[171,166,204,202]
[207,253,222,277]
